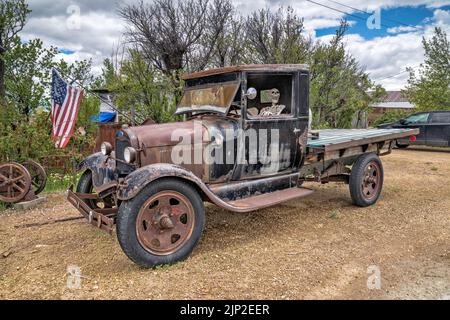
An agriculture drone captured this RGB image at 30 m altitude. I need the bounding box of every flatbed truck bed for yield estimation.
[307,128,420,153]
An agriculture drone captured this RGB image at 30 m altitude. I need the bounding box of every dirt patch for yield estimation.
[1,148,450,300]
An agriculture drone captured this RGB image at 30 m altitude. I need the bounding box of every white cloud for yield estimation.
[433,8,450,25]
[19,1,450,90]
[387,25,422,33]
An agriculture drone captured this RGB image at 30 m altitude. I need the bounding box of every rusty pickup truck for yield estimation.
[67,64,419,268]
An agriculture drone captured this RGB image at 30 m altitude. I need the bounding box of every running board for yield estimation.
[224,187,314,212]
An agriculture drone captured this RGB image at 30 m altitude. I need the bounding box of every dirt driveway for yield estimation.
[1,148,449,300]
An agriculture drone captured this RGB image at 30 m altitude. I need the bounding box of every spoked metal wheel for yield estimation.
[0,163,32,203]
[22,160,47,195]
[136,191,195,256]
[361,161,381,201]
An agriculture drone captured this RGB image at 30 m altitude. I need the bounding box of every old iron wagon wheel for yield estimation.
[136,191,195,255]
[0,162,32,203]
[117,178,205,268]
[22,160,47,195]
[349,153,384,207]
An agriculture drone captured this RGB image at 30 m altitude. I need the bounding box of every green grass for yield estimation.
[44,172,82,193]
[0,201,9,211]
[328,210,340,219]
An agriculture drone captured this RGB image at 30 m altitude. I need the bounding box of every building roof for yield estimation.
[182,64,309,80]
[382,91,409,103]
[371,91,415,109]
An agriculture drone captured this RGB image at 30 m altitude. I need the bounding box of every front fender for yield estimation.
[77,152,109,172]
[116,163,282,213]
[117,163,207,201]
[77,152,117,191]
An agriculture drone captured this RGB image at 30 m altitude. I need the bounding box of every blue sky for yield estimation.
[316,5,449,39]
[21,0,450,90]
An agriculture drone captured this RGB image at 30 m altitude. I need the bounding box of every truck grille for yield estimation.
[115,136,133,175]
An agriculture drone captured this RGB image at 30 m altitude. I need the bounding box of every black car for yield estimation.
[378,110,450,148]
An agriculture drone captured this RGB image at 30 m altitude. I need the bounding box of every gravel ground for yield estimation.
[1,147,449,300]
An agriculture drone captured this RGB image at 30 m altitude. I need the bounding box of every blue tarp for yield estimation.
[90,112,117,123]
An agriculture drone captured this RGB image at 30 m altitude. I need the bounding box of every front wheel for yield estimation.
[116,178,205,268]
[349,153,384,207]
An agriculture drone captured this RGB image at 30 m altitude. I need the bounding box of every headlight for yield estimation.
[124,147,137,164]
[101,142,113,156]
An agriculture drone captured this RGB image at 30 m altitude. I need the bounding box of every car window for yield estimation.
[405,113,430,124]
[246,74,294,119]
[430,112,450,124]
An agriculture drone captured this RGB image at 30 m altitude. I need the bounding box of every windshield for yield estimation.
[175,81,240,115]
[405,113,429,124]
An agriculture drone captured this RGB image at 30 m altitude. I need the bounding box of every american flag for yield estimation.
[51,69,84,149]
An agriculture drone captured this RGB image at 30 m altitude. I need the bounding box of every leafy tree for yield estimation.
[404,27,450,111]
[0,2,97,163]
[4,37,58,119]
[0,0,31,99]
[245,7,311,64]
[99,50,176,124]
[209,14,247,67]
[119,0,233,87]
[309,23,374,127]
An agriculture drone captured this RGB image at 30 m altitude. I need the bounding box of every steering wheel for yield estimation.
[229,103,254,117]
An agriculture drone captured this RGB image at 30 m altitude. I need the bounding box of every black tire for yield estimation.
[116,178,205,268]
[76,170,116,209]
[76,170,96,208]
[396,141,409,149]
[349,153,384,207]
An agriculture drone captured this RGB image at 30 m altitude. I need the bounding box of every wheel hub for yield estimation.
[361,161,380,200]
[136,191,195,256]
[156,208,175,229]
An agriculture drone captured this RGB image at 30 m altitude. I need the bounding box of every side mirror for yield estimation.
[399,119,407,125]
[245,87,257,100]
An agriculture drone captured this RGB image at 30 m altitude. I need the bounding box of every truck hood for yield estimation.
[123,116,238,149]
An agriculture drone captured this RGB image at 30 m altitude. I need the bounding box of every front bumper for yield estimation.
[67,187,118,234]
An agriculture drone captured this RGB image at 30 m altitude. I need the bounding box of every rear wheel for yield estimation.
[117,178,205,268]
[349,153,384,207]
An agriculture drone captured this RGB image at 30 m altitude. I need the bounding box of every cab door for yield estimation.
[234,71,308,180]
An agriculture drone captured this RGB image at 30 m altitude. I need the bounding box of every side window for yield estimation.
[246,74,294,119]
[406,113,430,124]
[430,113,450,124]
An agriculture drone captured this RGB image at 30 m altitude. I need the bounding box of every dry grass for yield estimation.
[1,147,450,300]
